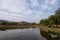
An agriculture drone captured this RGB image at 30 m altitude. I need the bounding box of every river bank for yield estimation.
[0,24,37,31]
[39,25,60,36]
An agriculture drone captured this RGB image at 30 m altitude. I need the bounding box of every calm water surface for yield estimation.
[0,28,46,40]
[0,28,60,40]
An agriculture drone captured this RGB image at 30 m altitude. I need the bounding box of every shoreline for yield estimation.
[39,25,60,36]
[0,25,37,31]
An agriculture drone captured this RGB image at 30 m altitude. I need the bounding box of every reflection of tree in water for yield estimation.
[40,30,60,40]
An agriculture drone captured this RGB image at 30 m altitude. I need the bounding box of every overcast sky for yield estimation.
[0,0,60,23]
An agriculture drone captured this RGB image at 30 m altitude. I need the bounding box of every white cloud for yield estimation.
[42,0,57,10]
[0,0,30,21]
[45,0,57,5]
[45,0,49,4]
[30,0,39,8]
[42,5,49,10]
[0,0,58,23]
[50,0,57,5]
[0,0,26,13]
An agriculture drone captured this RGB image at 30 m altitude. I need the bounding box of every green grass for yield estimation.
[48,30,60,35]
[40,29,53,40]
[40,25,60,36]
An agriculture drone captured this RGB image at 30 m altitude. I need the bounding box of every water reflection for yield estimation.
[0,28,42,40]
[0,28,60,40]
[40,29,60,40]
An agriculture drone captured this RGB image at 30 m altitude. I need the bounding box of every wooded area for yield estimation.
[40,8,60,28]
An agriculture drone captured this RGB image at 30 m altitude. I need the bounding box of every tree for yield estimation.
[40,19,49,26]
[40,8,60,27]
[1,22,7,25]
[55,8,60,24]
[48,15,56,25]
[55,8,60,17]
[55,8,60,25]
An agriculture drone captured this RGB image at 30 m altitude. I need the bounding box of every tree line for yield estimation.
[40,8,60,27]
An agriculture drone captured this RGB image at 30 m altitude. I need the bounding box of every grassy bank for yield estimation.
[39,25,60,36]
[0,25,36,31]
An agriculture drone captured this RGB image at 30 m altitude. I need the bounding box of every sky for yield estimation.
[0,0,60,23]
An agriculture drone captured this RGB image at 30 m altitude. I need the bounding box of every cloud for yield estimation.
[0,0,59,23]
[45,0,49,4]
[0,0,26,13]
[50,0,57,5]
[42,0,57,10]
[0,0,30,21]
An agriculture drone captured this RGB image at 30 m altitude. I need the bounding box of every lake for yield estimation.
[0,28,60,40]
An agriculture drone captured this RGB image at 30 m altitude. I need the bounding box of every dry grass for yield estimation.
[39,25,60,35]
[0,24,37,31]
